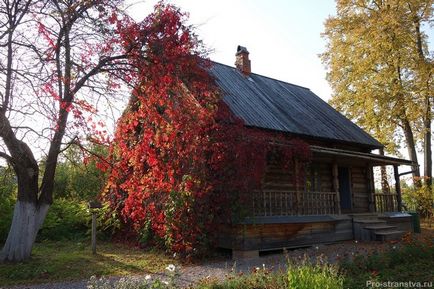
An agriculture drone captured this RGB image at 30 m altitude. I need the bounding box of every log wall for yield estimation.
[260,157,371,215]
[351,166,370,213]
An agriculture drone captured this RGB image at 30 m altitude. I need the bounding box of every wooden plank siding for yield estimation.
[218,217,353,251]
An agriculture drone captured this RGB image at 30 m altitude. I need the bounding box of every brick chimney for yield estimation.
[235,45,251,75]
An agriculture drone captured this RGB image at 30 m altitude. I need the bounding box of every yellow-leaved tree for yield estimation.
[321,0,433,188]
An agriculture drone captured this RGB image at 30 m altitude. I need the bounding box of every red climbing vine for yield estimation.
[102,2,311,257]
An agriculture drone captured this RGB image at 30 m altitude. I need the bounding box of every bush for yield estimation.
[0,195,14,243]
[0,166,17,242]
[37,199,90,241]
[0,144,107,243]
[53,144,108,201]
[402,184,433,219]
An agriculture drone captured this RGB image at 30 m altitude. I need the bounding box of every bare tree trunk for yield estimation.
[1,201,49,262]
[379,148,390,193]
[402,118,421,187]
[414,16,432,188]
[424,108,432,188]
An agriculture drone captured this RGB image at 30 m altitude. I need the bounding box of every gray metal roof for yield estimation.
[209,62,383,149]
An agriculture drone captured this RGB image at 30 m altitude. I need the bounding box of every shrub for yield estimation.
[0,166,17,242]
[53,144,108,201]
[0,194,15,243]
[402,184,433,220]
[37,199,90,241]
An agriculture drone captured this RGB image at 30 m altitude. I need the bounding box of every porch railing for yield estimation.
[252,190,339,216]
[374,193,398,212]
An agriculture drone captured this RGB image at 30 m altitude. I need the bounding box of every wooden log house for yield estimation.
[210,46,414,258]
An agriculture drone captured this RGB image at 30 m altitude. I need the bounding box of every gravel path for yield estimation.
[1,240,394,289]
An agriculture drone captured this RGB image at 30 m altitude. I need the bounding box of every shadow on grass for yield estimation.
[0,240,175,286]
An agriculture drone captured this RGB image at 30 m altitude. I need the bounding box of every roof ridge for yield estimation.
[210,60,311,91]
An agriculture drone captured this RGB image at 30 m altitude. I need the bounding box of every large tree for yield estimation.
[0,0,137,262]
[321,0,433,186]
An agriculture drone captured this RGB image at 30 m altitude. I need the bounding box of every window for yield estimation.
[306,164,321,192]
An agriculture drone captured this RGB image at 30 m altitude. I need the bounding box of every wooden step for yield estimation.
[353,219,387,224]
[353,218,388,241]
[375,230,405,242]
[350,213,379,218]
[364,225,397,231]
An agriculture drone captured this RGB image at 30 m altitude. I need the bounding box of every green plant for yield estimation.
[287,257,343,289]
[342,243,434,289]
[52,144,108,201]
[0,166,17,242]
[37,199,89,241]
[402,184,433,220]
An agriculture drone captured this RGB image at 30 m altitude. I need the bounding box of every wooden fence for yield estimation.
[252,190,339,216]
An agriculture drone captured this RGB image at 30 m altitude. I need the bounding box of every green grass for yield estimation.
[196,242,434,289]
[0,240,176,286]
[2,235,433,289]
[196,271,287,289]
[341,243,434,289]
[196,259,342,289]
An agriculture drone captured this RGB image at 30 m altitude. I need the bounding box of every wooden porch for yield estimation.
[219,146,415,258]
[251,190,402,216]
[252,190,339,216]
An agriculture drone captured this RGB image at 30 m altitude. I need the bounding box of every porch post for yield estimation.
[295,159,301,215]
[367,163,375,212]
[332,162,341,214]
[393,165,402,212]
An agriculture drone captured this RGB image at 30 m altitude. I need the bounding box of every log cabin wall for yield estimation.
[258,149,372,215]
[262,159,334,193]
[262,157,295,192]
[351,166,370,213]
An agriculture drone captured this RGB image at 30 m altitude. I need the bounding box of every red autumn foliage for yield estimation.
[103,2,311,256]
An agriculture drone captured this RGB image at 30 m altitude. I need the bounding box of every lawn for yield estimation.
[0,240,176,286]
[1,225,433,288]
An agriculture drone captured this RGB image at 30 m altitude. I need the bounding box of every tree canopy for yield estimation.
[321,0,433,184]
[0,0,148,262]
